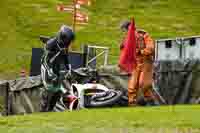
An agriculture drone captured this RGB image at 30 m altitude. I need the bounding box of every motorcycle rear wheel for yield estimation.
[87,89,122,107]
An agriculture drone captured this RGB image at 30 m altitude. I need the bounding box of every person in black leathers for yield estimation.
[40,25,75,112]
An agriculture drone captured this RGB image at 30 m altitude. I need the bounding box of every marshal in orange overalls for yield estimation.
[128,29,155,106]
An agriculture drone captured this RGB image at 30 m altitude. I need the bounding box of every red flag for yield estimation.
[118,18,137,74]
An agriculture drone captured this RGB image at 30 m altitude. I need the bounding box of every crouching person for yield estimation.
[40,25,75,112]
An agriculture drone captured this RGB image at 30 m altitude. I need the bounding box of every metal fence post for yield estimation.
[83,45,88,67]
[104,48,109,66]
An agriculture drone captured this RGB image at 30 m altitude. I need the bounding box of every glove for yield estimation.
[120,43,124,50]
[136,49,141,55]
[65,70,72,80]
[60,48,66,55]
[47,68,57,80]
[141,49,152,56]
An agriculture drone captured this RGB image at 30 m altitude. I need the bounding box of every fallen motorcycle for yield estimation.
[53,68,123,111]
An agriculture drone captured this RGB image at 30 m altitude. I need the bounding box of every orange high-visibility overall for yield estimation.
[128,30,155,106]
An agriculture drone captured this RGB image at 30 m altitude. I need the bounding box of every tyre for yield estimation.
[116,89,128,106]
[88,89,122,107]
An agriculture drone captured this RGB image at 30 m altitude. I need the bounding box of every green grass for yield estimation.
[1,0,200,79]
[1,105,200,133]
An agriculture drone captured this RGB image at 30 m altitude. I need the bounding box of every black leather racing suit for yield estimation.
[40,25,74,112]
[40,37,71,112]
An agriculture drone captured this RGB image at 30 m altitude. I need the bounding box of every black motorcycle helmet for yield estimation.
[57,25,75,48]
